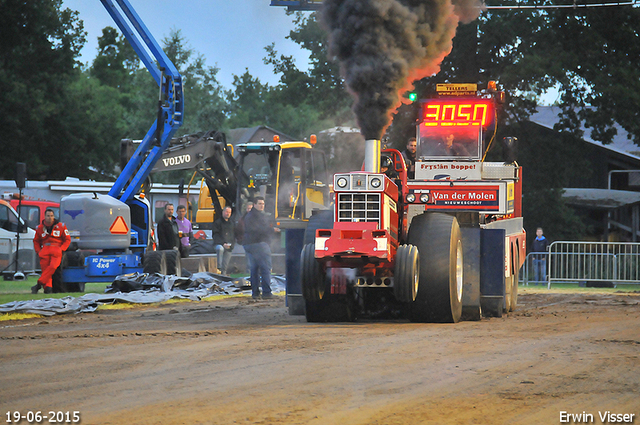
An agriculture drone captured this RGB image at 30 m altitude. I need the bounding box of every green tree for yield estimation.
[91,26,138,89]
[0,0,90,179]
[225,70,271,130]
[265,12,351,119]
[121,29,227,140]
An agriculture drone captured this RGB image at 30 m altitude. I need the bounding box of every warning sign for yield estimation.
[109,216,129,234]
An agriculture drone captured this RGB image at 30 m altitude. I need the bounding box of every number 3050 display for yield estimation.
[422,100,494,127]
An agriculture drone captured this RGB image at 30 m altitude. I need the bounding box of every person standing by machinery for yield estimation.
[175,204,192,258]
[32,209,70,294]
[157,203,180,251]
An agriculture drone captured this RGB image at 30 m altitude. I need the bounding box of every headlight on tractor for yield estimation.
[420,193,429,203]
[406,193,416,203]
[370,177,382,189]
[336,177,348,189]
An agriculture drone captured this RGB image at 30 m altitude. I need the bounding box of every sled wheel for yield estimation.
[163,249,182,277]
[394,244,419,302]
[143,251,167,275]
[408,213,463,323]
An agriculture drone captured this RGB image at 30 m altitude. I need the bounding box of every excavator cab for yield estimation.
[236,140,330,228]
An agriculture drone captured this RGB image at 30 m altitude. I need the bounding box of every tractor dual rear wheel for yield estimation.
[394,244,419,303]
[408,213,463,323]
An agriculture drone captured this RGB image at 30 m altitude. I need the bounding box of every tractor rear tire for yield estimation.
[163,249,182,277]
[394,244,419,303]
[143,251,167,275]
[408,213,463,323]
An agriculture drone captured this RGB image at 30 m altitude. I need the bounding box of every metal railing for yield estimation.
[0,237,38,275]
[519,242,640,288]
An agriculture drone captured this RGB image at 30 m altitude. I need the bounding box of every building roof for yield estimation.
[319,126,362,134]
[529,106,640,160]
[226,126,295,145]
[562,188,640,210]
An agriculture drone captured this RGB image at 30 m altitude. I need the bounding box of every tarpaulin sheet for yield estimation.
[0,273,286,317]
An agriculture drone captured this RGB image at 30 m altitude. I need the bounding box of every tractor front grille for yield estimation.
[337,193,380,223]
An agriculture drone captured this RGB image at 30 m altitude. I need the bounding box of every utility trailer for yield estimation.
[301,82,526,322]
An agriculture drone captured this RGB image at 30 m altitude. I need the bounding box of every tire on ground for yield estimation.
[163,249,182,277]
[394,244,419,303]
[408,213,463,323]
[143,251,167,275]
[57,252,86,293]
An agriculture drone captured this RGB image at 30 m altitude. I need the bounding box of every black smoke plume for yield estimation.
[321,0,484,140]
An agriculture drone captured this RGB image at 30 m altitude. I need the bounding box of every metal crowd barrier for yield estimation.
[0,237,38,277]
[519,242,640,288]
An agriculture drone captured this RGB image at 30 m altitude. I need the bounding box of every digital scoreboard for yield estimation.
[421,99,495,128]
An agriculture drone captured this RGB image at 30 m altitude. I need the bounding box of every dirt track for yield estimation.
[1,291,639,425]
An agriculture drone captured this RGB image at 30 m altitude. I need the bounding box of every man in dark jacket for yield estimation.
[402,137,417,179]
[531,227,550,284]
[157,203,180,251]
[243,197,280,299]
[212,206,235,275]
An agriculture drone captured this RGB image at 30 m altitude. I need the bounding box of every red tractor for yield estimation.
[301,82,526,322]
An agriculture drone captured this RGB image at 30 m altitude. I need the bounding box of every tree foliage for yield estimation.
[0,0,90,179]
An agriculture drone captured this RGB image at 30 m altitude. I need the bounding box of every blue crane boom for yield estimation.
[100,0,184,203]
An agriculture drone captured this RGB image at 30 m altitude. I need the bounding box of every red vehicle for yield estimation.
[301,82,526,322]
[7,195,60,230]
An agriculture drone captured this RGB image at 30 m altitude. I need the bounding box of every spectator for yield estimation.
[531,227,550,284]
[32,209,70,294]
[212,206,235,275]
[234,201,253,245]
[235,202,254,274]
[175,204,192,258]
[243,197,280,299]
[157,203,180,251]
[402,137,417,179]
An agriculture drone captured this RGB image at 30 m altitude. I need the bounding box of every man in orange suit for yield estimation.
[32,209,70,294]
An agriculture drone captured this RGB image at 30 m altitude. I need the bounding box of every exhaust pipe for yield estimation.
[364,139,381,173]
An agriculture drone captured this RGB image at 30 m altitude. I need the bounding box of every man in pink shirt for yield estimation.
[175,205,193,258]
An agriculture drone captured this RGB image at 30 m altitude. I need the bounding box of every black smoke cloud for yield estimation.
[321,0,484,140]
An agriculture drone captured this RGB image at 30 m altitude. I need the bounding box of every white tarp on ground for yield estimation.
[0,272,286,317]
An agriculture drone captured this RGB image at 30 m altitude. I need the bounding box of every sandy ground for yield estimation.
[1,290,639,425]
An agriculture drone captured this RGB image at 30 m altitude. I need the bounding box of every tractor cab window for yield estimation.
[277,149,302,218]
[417,126,482,160]
[241,150,274,187]
[306,150,329,188]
